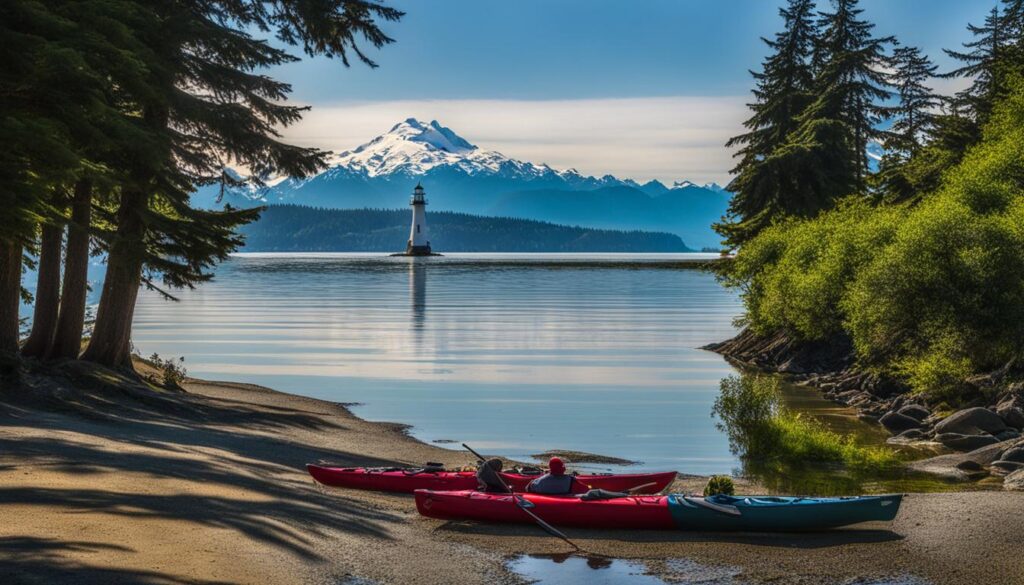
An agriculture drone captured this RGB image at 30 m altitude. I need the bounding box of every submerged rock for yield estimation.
[887,428,928,446]
[934,407,1007,436]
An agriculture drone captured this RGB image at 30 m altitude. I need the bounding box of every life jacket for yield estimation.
[526,473,576,495]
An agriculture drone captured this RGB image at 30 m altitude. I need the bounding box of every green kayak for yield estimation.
[668,493,904,531]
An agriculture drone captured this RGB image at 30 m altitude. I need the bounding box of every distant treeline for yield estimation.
[239,205,693,253]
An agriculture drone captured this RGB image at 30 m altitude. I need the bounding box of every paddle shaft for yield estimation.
[461,443,580,551]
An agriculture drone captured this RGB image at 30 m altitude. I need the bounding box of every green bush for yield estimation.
[722,80,1024,399]
[149,353,187,388]
[712,376,899,472]
[703,475,736,496]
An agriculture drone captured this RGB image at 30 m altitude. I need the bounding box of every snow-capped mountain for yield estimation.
[194,118,731,248]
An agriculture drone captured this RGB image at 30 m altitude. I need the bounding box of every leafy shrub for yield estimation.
[722,80,1024,399]
[149,353,187,388]
[712,375,899,472]
[703,475,736,496]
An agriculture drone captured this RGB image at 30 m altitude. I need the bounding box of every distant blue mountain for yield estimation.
[194,118,730,248]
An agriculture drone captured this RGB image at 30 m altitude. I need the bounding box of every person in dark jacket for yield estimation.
[476,458,510,493]
[526,457,581,495]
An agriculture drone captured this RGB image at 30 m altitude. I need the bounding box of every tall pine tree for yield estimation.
[81,1,403,368]
[878,44,939,202]
[716,0,817,247]
[942,6,1013,126]
[0,0,123,357]
[810,0,893,188]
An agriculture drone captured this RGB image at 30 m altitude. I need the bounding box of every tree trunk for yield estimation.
[49,179,92,360]
[80,188,146,369]
[0,239,23,355]
[21,217,64,358]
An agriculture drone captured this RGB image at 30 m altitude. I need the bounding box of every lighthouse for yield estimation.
[405,183,432,255]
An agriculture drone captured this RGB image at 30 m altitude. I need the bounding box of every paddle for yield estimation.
[625,482,658,495]
[461,443,581,552]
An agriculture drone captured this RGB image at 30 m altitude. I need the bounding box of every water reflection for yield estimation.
[506,554,750,585]
[408,259,427,345]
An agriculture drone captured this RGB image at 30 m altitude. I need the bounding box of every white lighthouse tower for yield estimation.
[405,183,432,255]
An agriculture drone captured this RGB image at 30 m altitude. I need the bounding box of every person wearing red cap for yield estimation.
[525,457,582,495]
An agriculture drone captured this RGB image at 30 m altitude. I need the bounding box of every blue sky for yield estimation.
[271,0,993,184]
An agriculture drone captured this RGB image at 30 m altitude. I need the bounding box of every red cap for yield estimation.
[548,457,565,476]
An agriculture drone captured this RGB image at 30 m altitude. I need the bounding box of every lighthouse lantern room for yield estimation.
[406,183,432,255]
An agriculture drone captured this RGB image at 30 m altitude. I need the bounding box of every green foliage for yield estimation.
[712,376,899,472]
[148,353,187,388]
[239,205,692,253]
[720,200,903,340]
[725,78,1024,399]
[703,476,736,497]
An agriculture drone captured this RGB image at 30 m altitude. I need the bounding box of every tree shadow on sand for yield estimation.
[0,536,234,585]
[0,361,421,566]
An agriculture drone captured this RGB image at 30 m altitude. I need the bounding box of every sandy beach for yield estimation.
[2,364,1022,585]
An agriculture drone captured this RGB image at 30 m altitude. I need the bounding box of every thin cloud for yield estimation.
[279,97,749,185]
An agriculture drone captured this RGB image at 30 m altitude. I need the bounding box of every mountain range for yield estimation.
[193,118,731,248]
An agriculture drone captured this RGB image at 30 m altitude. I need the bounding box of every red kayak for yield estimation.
[416,489,676,529]
[414,489,905,531]
[306,464,676,494]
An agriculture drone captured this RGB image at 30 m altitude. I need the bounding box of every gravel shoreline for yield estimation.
[1,364,1022,584]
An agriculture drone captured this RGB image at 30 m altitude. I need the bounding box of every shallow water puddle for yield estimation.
[505,554,932,585]
[505,554,749,585]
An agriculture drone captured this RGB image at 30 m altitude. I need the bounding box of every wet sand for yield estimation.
[1,367,1022,585]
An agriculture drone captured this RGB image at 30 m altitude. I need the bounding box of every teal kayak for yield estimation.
[416,490,903,531]
[668,493,904,531]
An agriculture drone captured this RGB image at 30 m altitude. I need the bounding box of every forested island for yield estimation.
[238,205,693,253]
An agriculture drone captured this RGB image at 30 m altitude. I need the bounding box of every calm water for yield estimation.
[132,253,747,473]
[132,253,933,485]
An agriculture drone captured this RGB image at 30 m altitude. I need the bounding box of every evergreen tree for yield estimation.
[81,1,403,368]
[0,0,119,356]
[716,0,817,247]
[878,45,939,202]
[942,6,1012,126]
[810,0,893,187]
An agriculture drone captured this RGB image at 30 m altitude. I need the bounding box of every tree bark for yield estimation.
[49,179,92,360]
[20,215,65,358]
[0,239,23,355]
[80,188,146,369]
